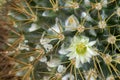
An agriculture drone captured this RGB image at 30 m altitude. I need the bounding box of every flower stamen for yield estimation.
[76,43,87,55]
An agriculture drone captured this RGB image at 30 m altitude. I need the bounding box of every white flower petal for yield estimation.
[89,29,97,37]
[29,23,38,32]
[40,38,51,45]
[48,18,62,34]
[102,0,108,7]
[29,56,35,61]
[43,76,51,80]
[67,53,76,59]
[81,36,89,43]
[46,58,61,68]
[35,44,41,49]
[85,57,91,63]
[64,1,79,9]
[88,41,96,46]
[18,43,29,51]
[59,44,69,55]
[87,48,97,56]
[16,71,24,76]
[73,36,80,43]
[59,48,69,55]
[43,44,53,52]
[75,56,81,68]
[85,51,92,58]
[57,65,66,73]
[65,15,79,31]
[40,56,47,62]
[62,73,74,80]
[79,55,86,64]
[84,0,90,6]
[51,24,61,33]
[59,49,67,55]
[42,11,49,17]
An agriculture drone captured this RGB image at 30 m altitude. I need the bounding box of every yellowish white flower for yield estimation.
[66,36,97,68]
[65,15,85,33]
[40,32,53,52]
[65,0,79,9]
[48,18,65,41]
[48,18,62,33]
[65,15,79,31]
[50,22,61,33]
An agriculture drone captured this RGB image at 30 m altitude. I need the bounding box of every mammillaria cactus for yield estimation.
[0,0,120,80]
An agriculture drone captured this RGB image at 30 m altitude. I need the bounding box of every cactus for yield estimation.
[0,0,120,80]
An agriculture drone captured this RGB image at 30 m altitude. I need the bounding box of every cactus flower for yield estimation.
[66,36,97,68]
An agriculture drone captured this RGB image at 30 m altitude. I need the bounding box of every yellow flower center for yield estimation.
[69,17,75,24]
[76,43,87,55]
